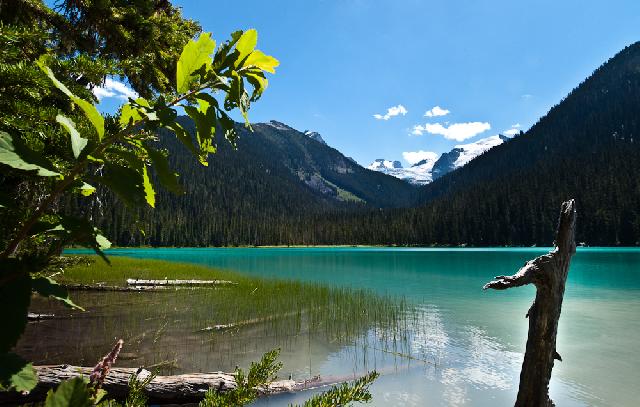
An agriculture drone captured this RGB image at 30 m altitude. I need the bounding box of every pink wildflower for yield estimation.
[89,339,124,389]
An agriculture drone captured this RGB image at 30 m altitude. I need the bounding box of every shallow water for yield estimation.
[32,248,640,406]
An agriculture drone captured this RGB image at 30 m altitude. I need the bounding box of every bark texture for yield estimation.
[0,365,363,405]
[484,199,576,407]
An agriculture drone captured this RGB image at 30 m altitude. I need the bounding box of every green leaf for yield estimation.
[79,182,96,196]
[36,217,111,262]
[73,97,105,140]
[218,111,238,146]
[119,99,146,127]
[0,266,31,353]
[225,71,250,126]
[93,389,107,404]
[235,29,258,66]
[44,377,92,407]
[99,163,146,207]
[31,276,84,310]
[142,166,155,208]
[183,104,216,156]
[95,234,111,250]
[0,353,37,392]
[36,57,73,98]
[243,50,279,74]
[165,122,203,165]
[213,30,243,69]
[56,115,87,159]
[0,131,60,177]
[176,33,216,93]
[37,60,104,140]
[145,147,182,194]
[245,70,268,101]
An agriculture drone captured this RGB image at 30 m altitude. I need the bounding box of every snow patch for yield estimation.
[452,135,506,168]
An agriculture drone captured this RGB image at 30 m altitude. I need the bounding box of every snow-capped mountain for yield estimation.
[368,135,509,185]
[431,135,508,180]
[367,157,436,185]
[304,130,327,145]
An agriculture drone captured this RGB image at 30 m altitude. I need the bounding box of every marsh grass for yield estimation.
[19,256,417,376]
[59,256,410,341]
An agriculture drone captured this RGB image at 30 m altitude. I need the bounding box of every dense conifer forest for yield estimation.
[82,42,640,247]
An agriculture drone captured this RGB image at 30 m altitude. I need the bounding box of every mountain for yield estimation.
[367,158,435,185]
[368,134,508,184]
[430,135,509,180]
[303,129,327,145]
[82,42,640,246]
[313,42,640,246]
[84,118,417,246]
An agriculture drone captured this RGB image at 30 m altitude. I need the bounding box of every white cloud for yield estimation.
[93,78,138,101]
[424,106,450,117]
[402,150,439,165]
[411,125,426,136]
[412,121,491,141]
[373,104,408,120]
[521,94,533,100]
[503,123,521,136]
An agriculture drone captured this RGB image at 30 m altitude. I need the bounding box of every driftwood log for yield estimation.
[484,199,577,407]
[126,279,235,287]
[65,283,165,292]
[0,365,358,405]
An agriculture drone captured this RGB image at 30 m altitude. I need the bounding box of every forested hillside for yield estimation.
[83,42,640,246]
[79,118,417,246]
[302,42,640,246]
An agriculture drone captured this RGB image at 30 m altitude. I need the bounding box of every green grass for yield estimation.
[19,256,417,374]
[60,256,412,346]
[59,256,240,285]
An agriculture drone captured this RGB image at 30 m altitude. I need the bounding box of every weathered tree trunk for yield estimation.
[483,199,576,407]
[0,365,364,405]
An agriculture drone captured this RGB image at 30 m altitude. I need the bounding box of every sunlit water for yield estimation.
[27,248,640,406]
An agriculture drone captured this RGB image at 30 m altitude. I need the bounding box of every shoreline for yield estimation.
[64,245,640,251]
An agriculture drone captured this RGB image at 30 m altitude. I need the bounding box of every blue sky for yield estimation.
[97,0,640,167]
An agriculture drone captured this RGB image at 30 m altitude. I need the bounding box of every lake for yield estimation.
[24,248,640,406]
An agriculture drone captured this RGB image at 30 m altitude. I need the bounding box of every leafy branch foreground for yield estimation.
[1,9,280,396]
[0,3,381,405]
[37,344,378,407]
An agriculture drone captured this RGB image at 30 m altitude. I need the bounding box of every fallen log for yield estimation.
[0,365,363,405]
[197,311,301,332]
[483,199,577,407]
[126,278,236,287]
[27,312,55,321]
[65,283,164,292]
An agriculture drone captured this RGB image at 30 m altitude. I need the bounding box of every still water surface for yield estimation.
[40,248,640,406]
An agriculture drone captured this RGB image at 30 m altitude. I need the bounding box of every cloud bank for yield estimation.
[412,121,491,141]
[402,150,439,166]
[503,123,521,136]
[373,104,408,120]
[93,78,138,101]
[424,106,450,117]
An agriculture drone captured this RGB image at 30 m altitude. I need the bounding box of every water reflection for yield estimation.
[48,248,640,405]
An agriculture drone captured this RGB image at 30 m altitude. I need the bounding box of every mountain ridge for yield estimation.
[368,134,509,184]
[82,41,640,246]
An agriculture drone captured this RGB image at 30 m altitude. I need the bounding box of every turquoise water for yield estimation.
[66,248,640,406]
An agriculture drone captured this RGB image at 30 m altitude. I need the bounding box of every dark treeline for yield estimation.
[79,42,640,246]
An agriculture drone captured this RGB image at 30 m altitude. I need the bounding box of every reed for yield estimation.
[19,256,417,375]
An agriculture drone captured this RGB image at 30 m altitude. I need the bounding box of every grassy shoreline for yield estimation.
[57,256,413,347]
